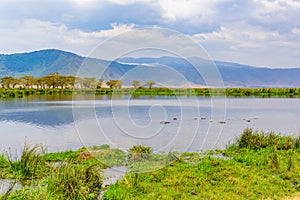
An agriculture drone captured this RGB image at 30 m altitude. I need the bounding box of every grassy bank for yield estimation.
[1,129,300,199]
[0,144,126,199]
[1,88,300,99]
[103,129,300,200]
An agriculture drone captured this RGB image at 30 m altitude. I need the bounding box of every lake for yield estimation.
[1,95,300,153]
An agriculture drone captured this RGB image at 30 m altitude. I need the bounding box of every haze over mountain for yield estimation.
[1,49,299,88]
[118,57,300,88]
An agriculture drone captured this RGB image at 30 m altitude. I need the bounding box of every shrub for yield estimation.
[6,143,47,180]
[238,128,268,149]
[0,154,9,178]
[294,134,300,149]
[7,163,103,200]
[89,144,110,150]
[128,145,152,161]
[237,128,296,150]
[47,163,102,199]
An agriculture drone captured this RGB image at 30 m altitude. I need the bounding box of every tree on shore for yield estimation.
[106,80,122,89]
[19,76,35,88]
[0,73,124,90]
[146,80,155,89]
[44,72,60,88]
[83,77,97,89]
[35,77,46,89]
[132,80,141,89]
[0,76,19,88]
[97,79,104,89]
[65,76,76,89]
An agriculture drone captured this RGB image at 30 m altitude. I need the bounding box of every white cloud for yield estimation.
[105,0,152,5]
[0,0,300,68]
[193,22,300,68]
[78,23,136,38]
[158,0,214,21]
[258,0,300,9]
[292,28,300,35]
[195,23,280,46]
[0,19,136,56]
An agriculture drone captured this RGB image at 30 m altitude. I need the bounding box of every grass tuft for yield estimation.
[5,143,47,180]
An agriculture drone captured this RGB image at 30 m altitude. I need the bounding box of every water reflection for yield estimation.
[0,109,74,127]
[0,95,202,128]
[0,96,300,152]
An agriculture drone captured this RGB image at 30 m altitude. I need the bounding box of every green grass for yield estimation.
[0,144,125,199]
[103,131,300,200]
[1,132,300,199]
[0,154,9,178]
[4,143,48,181]
[234,128,295,150]
[104,155,299,199]
[43,145,126,168]
[1,87,300,99]
[42,150,80,162]
[6,162,103,200]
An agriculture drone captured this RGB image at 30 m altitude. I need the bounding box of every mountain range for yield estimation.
[1,49,299,87]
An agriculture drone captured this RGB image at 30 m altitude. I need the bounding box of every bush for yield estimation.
[47,163,102,199]
[0,154,9,178]
[237,128,296,150]
[294,134,300,149]
[238,128,268,149]
[6,143,47,180]
[128,145,152,161]
[89,144,110,150]
[7,163,103,200]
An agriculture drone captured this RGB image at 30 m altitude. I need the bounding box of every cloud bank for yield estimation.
[0,0,299,68]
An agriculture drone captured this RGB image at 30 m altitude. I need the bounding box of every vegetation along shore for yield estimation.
[1,72,300,98]
[0,128,299,199]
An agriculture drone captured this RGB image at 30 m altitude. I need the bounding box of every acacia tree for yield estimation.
[83,77,97,89]
[106,80,122,89]
[132,80,141,89]
[0,76,19,88]
[115,80,122,89]
[65,76,76,89]
[57,76,67,89]
[146,80,155,89]
[19,76,35,88]
[0,77,12,88]
[44,72,60,88]
[96,79,104,89]
[35,77,46,89]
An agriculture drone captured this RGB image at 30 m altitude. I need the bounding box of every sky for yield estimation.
[0,0,300,68]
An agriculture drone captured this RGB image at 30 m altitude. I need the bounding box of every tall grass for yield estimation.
[128,145,152,161]
[2,144,106,199]
[236,128,295,150]
[46,162,102,199]
[5,143,47,180]
[104,129,300,200]
[5,163,103,200]
[294,134,300,149]
[0,154,9,176]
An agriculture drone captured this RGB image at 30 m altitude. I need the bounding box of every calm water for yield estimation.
[1,95,300,153]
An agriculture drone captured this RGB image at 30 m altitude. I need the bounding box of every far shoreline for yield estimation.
[1,87,300,99]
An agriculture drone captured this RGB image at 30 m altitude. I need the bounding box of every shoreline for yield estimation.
[1,88,300,99]
[1,129,299,199]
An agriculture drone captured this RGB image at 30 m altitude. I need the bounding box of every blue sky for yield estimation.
[0,0,299,68]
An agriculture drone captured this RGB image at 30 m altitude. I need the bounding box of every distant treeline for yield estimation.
[0,72,158,90]
[1,87,300,99]
[1,72,300,98]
